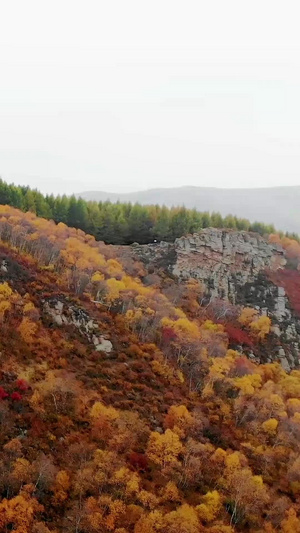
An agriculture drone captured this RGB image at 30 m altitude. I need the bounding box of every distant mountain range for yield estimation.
[77,186,300,234]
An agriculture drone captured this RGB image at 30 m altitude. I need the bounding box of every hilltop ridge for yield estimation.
[78,185,300,234]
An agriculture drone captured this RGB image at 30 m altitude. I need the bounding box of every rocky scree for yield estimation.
[43,297,113,353]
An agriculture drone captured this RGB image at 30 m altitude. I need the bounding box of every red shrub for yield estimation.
[11,392,22,402]
[128,452,149,472]
[268,269,300,317]
[231,356,256,377]
[16,379,29,391]
[161,327,177,343]
[225,324,254,347]
[0,387,9,400]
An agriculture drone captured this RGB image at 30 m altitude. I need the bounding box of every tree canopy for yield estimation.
[0,178,292,244]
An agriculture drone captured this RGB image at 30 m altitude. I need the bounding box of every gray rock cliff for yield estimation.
[130,229,300,370]
[43,297,113,353]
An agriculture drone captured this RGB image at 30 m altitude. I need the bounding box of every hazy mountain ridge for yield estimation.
[78,186,300,234]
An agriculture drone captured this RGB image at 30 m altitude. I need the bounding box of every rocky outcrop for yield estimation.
[43,298,113,353]
[172,229,286,300]
[130,229,300,370]
[235,273,300,370]
[0,260,8,273]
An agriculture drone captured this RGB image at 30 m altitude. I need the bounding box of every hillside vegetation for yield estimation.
[0,206,300,531]
[1,179,297,245]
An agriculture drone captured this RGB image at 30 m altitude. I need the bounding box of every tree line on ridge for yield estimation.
[0,178,297,245]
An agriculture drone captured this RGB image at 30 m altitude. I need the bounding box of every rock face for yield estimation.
[130,229,300,370]
[0,260,8,273]
[43,298,113,353]
[172,229,286,300]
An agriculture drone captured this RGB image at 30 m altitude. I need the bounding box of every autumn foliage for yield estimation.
[0,205,298,532]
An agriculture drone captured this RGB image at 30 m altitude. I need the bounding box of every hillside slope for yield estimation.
[126,229,300,371]
[78,186,300,234]
[0,207,300,531]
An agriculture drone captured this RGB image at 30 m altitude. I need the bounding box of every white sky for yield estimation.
[1,0,300,195]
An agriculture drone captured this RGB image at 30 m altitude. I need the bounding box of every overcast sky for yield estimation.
[1,0,300,195]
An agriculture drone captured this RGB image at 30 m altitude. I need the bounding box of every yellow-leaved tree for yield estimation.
[164,404,194,438]
[281,508,300,533]
[262,418,279,435]
[0,488,43,533]
[250,315,271,340]
[0,281,15,321]
[146,429,183,469]
[196,490,222,522]
[238,307,258,326]
[52,470,71,504]
[18,317,38,344]
[164,504,200,533]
